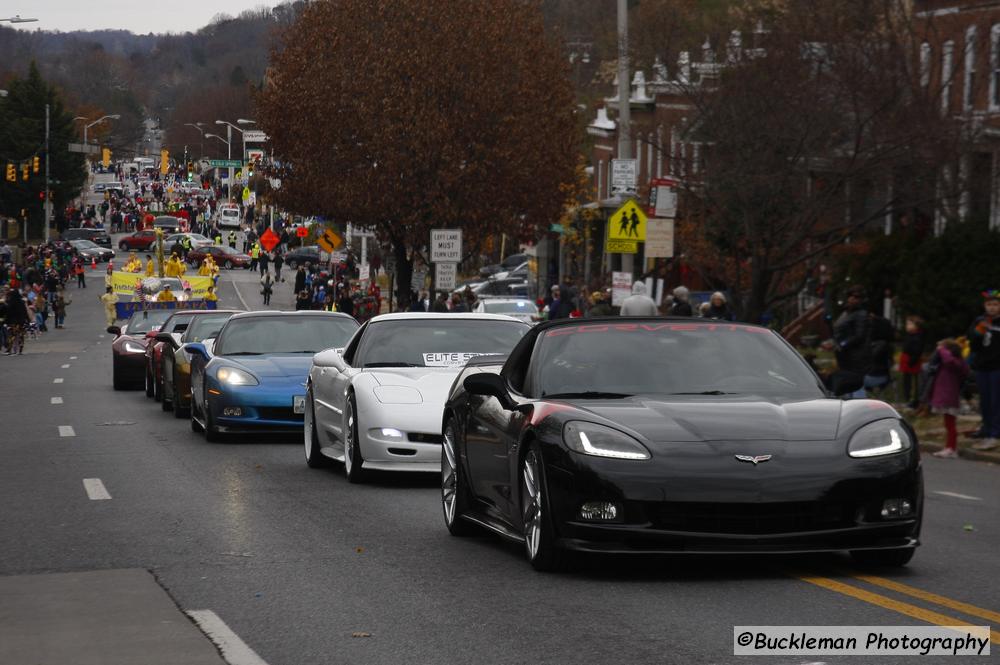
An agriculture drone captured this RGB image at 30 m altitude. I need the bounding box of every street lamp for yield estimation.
[82,114,120,148]
[216,120,246,200]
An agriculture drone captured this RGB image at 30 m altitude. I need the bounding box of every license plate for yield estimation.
[293,395,306,414]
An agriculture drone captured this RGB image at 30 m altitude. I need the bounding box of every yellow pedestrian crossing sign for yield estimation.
[608,199,647,242]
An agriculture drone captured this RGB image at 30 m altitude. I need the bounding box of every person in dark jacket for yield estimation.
[829,286,871,397]
[703,291,734,320]
[273,253,284,282]
[969,290,1000,449]
[587,291,613,317]
[294,290,311,311]
[431,292,449,312]
[338,288,356,318]
[669,286,693,316]
[4,288,30,354]
[293,266,306,293]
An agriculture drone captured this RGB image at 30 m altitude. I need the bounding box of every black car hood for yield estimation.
[566,395,844,442]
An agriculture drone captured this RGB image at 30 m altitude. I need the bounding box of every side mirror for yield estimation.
[464,372,517,411]
[829,370,865,398]
[107,325,121,336]
[313,348,347,371]
[186,342,209,361]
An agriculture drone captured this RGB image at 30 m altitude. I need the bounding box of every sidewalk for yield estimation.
[0,569,226,665]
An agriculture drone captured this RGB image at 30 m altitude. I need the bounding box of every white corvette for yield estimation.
[304,312,529,482]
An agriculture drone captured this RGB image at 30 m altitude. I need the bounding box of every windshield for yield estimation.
[215,315,358,355]
[126,310,173,334]
[483,301,535,315]
[162,313,196,333]
[355,319,527,368]
[71,240,98,249]
[183,313,235,343]
[532,322,823,398]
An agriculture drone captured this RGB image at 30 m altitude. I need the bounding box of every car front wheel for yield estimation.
[343,394,368,483]
[119,242,128,251]
[521,443,565,572]
[304,387,328,468]
[441,419,475,536]
[224,260,233,269]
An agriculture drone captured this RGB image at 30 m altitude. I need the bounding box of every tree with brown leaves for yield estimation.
[257,0,579,307]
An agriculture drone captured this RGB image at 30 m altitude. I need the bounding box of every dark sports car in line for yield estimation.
[159,310,241,418]
[441,318,923,571]
[109,309,175,390]
[144,311,198,402]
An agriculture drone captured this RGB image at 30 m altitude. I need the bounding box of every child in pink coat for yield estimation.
[930,339,970,458]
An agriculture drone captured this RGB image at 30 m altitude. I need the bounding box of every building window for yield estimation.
[920,42,931,87]
[990,25,1000,110]
[964,26,977,111]
[942,40,955,115]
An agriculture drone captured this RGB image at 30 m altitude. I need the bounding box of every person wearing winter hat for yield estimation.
[620,281,659,316]
[968,290,1000,450]
[930,338,971,458]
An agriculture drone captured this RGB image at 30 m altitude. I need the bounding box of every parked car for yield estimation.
[118,229,159,251]
[479,253,528,278]
[64,227,112,248]
[68,239,115,263]
[165,233,214,249]
[187,245,251,269]
[216,205,242,228]
[283,245,322,269]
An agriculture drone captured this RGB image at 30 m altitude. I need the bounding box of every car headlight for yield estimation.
[123,342,146,353]
[216,367,259,386]
[848,419,912,458]
[563,421,651,460]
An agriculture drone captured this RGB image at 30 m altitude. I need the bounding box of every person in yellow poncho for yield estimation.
[123,251,142,273]
[165,254,186,279]
[198,254,218,277]
[100,287,119,327]
[145,256,155,277]
[204,285,218,302]
[157,285,176,302]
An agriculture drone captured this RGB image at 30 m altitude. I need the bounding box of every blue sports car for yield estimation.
[188,311,359,441]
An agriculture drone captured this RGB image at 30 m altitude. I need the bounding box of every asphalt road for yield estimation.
[1,265,998,665]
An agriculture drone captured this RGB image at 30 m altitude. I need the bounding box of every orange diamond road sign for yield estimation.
[259,228,279,252]
[295,226,309,238]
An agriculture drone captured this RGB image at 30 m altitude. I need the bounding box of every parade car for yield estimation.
[188,311,359,441]
[440,318,923,571]
[304,313,529,482]
[144,311,198,402]
[137,277,188,302]
[69,239,115,263]
[159,310,241,417]
[108,309,174,390]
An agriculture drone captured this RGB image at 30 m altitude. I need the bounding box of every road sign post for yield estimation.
[430,229,462,263]
[611,158,637,196]
[435,263,457,291]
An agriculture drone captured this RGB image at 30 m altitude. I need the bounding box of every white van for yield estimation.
[216,205,242,228]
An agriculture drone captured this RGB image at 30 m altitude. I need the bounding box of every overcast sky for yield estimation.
[6,1,285,35]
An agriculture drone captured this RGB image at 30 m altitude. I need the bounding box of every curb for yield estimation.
[918,442,1000,464]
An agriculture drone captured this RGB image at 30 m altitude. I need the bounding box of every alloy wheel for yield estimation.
[442,426,458,525]
[522,450,543,561]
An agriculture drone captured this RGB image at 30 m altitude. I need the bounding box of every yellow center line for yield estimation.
[797,575,1000,645]
[854,574,1000,625]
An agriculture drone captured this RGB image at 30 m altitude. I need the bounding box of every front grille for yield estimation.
[255,407,304,422]
[407,433,443,444]
[651,501,854,535]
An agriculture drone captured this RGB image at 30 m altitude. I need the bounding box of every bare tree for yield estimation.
[257,0,580,307]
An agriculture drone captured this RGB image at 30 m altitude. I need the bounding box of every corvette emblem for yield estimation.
[735,454,772,465]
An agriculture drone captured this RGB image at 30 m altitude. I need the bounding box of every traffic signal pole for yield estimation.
[44,103,51,243]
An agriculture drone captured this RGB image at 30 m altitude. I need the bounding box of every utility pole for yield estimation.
[616,0,633,273]
[44,103,51,243]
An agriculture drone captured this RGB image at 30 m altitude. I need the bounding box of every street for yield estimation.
[1,267,998,665]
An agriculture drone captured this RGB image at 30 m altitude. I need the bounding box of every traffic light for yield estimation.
[102,148,111,168]
[32,156,40,174]
[4,163,14,182]
[186,161,193,182]
[160,149,169,175]
[21,163,29,181]
[38,191,45,201]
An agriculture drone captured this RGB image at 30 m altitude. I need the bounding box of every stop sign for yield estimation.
[296,226,309,238]
[259,228,280,252]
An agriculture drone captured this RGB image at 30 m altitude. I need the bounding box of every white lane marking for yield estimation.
[231,278,250,311]
[933,490,983,501]
[61,364,70,368]
[187,610,270,665]
[53,378,64,384]
[70,356,78,360]
[99,335,105,339]
[82,478,111,500]
[58,425,75,437]
[51,397,63,405]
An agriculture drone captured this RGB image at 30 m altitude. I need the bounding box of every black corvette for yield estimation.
[440,318,922,571]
